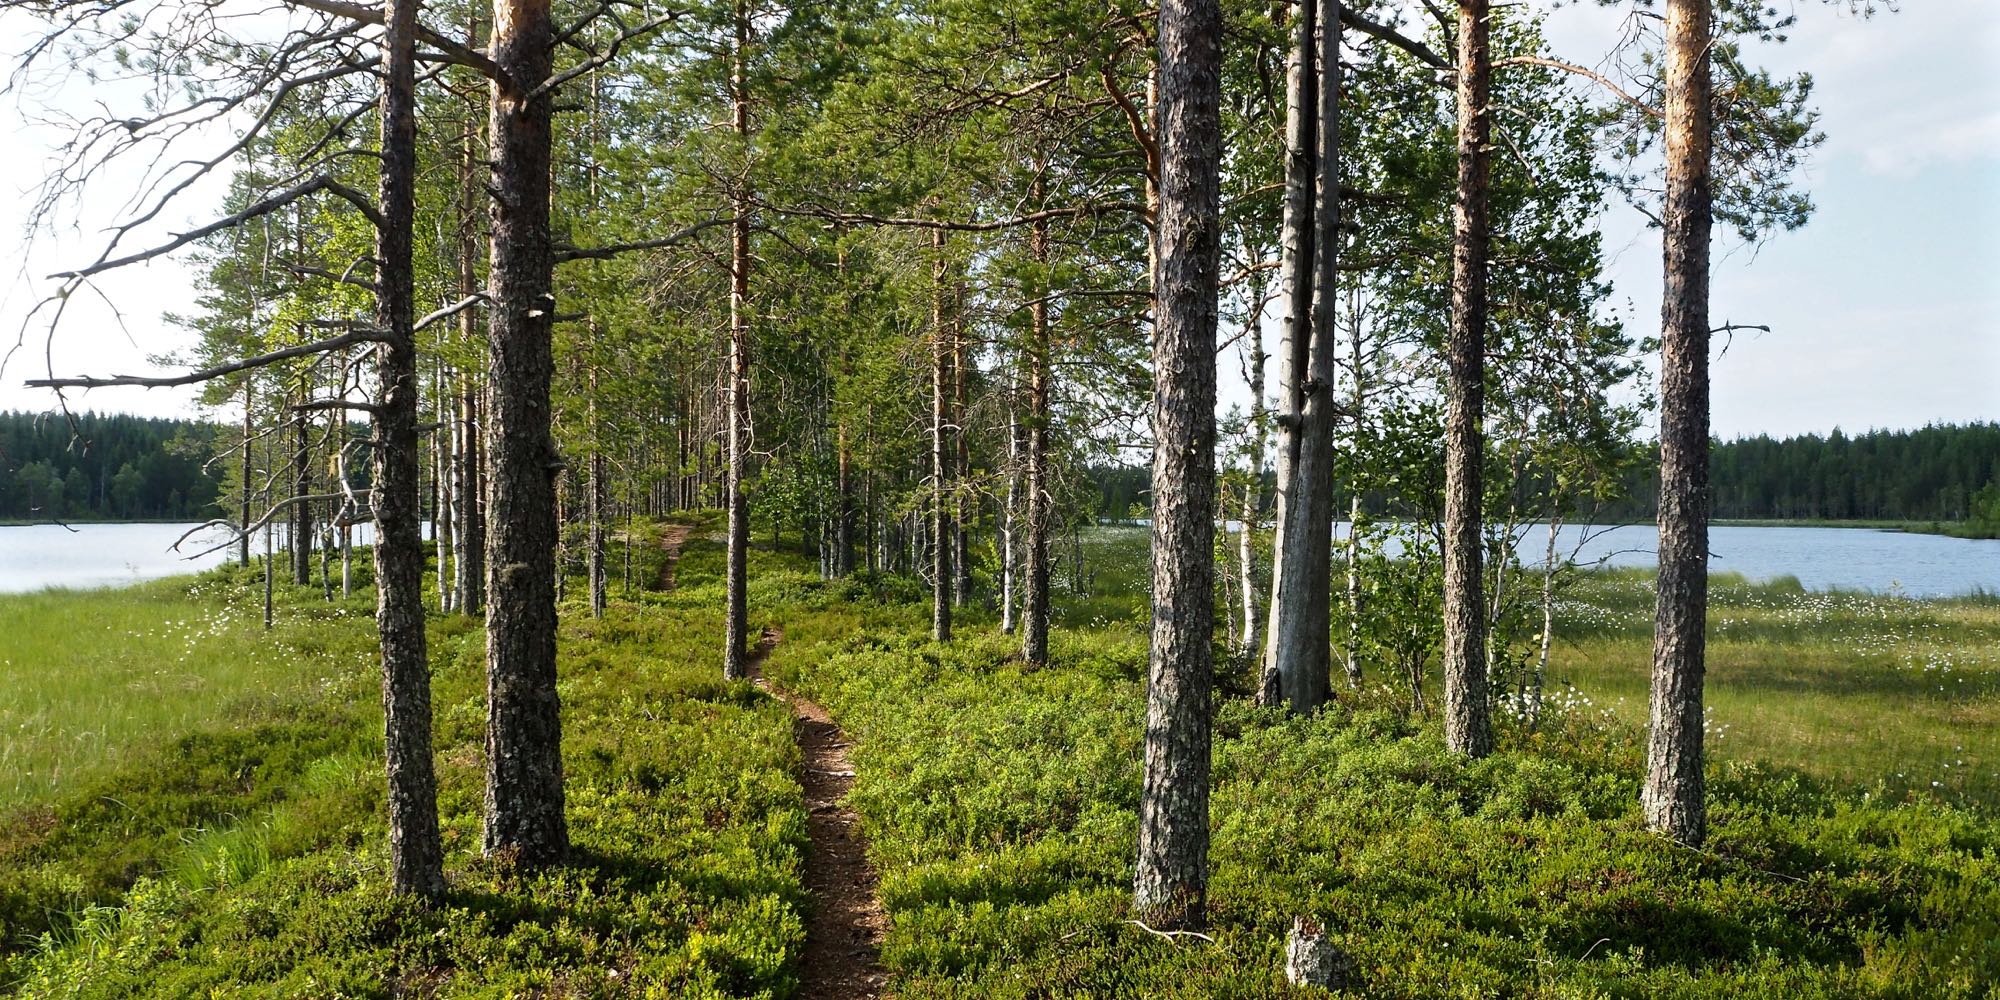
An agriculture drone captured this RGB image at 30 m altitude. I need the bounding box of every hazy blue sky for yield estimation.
[0,2,1993,440]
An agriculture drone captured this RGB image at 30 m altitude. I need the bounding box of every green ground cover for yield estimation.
[1,517,811,998]
[763,530,1999,998]
[5,517,1998,996]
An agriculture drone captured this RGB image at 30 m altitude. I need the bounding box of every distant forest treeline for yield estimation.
[1094,423,2000,525]
[0,411,223,521]
[1611,423,2000,522]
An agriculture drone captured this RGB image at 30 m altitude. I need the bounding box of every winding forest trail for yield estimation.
[654,525,888,998]
[654,522,694,591]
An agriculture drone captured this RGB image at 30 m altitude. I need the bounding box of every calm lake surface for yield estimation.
[0,521,378,594]
[1332,521,2000,598]
[1,520,1996,597]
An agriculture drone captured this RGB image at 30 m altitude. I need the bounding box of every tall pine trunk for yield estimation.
[953,311,973,609]
[1235,242,1266,663]
[240,380,254,566]
[1002,401,1022,634]
[483,0,568,866]
[1644,0,1714,846]
[722,0,752,680]
[1134,0,1220,929]
[1442,0,1493,758]
[292,407,314,585]
[454,63,487,615]
[930,229,953,643]
[1020,203,1052,666]
[373,0,444,898]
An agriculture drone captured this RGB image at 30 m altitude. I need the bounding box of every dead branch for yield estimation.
[25,328,389,390]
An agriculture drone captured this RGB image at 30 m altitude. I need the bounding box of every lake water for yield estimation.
[0,521,380,594]
[2,519,1996,597]
[1332,521,2000,598]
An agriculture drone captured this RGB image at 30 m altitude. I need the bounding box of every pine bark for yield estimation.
[1236,248,1265,662]
[953,312,973,609]
[454,60,486,615]
[1133,0,1220,930]
[1020,208,1052,666]
[483,0,568,866]
[722,0,752,680]
[835,422,855,576]
[1443,0,1494,759]
[1644,0,1714,847]
[930,229,953,643]
[1002,403,1023,634]
[292,408,314,585]
[240,381,253,567]
[373,0,444,898]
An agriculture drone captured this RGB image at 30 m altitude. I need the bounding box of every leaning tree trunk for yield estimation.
[1442,0,1493,759]
[1258,0,1319,708]
[372,0,444,899]
[1645,0,1714,847]
[1020,203,1052,666]
[722,0,752,680]
[1134,0,1220,931]
[483,0,568,866]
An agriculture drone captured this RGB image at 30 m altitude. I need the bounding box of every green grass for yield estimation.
[1,515,813,997]
[1546,569,2000,809]
[0,568,379,809]
[758,527,2000,997]
[10,515,2000,996]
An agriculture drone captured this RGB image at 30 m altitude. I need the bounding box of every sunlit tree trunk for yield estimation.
[1261,0,1335,713]
[953,308,973,609]
[1021,204,1052,666]
[1236,240,1267,663]
[1645,0,1714,847]
[292,407,314,586]
[930,228,953,643]
[241,380,254,567]
[1260,0,1314,706]
[483,0,568,866]
[373,0,444,898]
[1443,0,1494,758]
[722,0,752,680]
[454,51,487,615]
[1134,0,1219,930]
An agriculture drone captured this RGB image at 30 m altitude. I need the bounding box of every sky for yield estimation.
[0,2,1994,439]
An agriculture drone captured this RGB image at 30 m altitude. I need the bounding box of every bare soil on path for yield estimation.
[655,524,888,998]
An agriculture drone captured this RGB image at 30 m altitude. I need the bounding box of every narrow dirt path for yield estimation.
[752,634,889,999]
[652,523,887,996]
[654,522,694,591]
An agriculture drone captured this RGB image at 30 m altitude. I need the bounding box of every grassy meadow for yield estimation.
[0,568,379,809]
[1,516,1997,996]
[1547,570,2000,809]
[759,527,2000,996]
[1,518,816,996]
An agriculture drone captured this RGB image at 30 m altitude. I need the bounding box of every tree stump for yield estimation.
[1285,917,1357,990]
